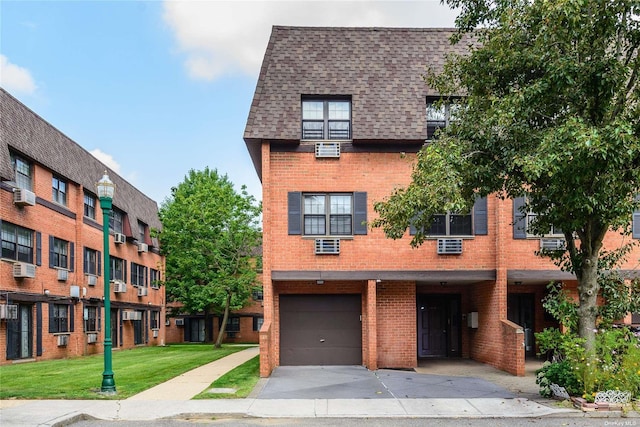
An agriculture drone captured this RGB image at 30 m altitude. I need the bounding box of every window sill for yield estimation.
[302,235,353,240]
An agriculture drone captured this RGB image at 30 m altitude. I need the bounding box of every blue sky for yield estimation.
[1,1,458,205]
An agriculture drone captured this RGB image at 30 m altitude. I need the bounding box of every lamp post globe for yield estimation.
[97,171,116,394]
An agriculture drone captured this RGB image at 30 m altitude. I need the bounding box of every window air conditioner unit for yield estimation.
[0,304,18,320]
[112,280,127,293]
[175,318,184,326]
[57,334,69,346]
[57,269,68,281]
[137,243,148,253]
[13,262,36,278]
[437,238,463,254]
[87,333,98,344]
[114,233,126,244]
[13,188,36,206]
[122,311,133,321]
[315,238,340,254]
[315,141,341,158]
[133,311,142,321]
[152,329,158,338]
[137,287,148,297]
[540,238,566,251]
[86,274,97,286]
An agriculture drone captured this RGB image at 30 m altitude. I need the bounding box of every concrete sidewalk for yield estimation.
[127,346,259,400]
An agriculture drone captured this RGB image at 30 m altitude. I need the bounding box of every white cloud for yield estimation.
[90,149,122,174]
[0,55,38,94]
[163,0,459,81]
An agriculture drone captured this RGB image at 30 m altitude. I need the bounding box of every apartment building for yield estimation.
[0,88,165,364]
[243,26,640,378]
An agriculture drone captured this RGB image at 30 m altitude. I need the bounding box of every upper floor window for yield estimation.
[84,193,96,219]
[50,237,70,269]
[513,196,563,239]
[1,222,34,263]
[131,263,147,287]
[110,256,126,282]
[83,247,100,276]
[10,153,32,190]
[52,175,67,205]
[428,212,472,236]
[426,97,460,140]
[138,221,147,243]
[304,193,353,236]
[150,268,161,289]
[302,99,351,140]
[109,209,124,234]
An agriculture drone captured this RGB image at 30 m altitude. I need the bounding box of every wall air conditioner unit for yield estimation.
[122,311,133,321]
[114,233,126,244]
[13,262,36,278]
[137,287,148,297]
[315,141,341,158]
[540,238,566,251]
[437,238,463,255]
[87,333,98,344]
[57,269,68,281]
[315,238,340,254]
[132,311,142,321]
[13,188,36,206]
[152,329,158,338]
[112,280,127,293]
[57,334,69,346]
[137,243,148,253]
[0,304,18,320]
[86,274,97,286]
[175,318,184,326]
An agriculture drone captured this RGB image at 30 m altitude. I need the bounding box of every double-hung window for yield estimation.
[428,212,473,236]
[84,247,100,275]
[426,97,460,140]
[1,222,34,263]
[131,263,147,287]
[150,311,159,330]
[110,257,126,282]
[52,175,67,205]
[84,193,96,219]
[138,221,148,244]
[109,209,124,234]
[304,194,353,236]
[302,99,351,140]
[526,210,563,237]
[50,304,69,333]
[10,153,32,190]
[150,268,161,289]
[50,237,69,269]
[84,306,99,332]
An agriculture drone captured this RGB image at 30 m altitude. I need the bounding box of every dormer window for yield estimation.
[302,98,351,140]
[426,97,460,140]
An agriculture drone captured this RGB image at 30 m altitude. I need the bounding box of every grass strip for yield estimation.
[192,355,260,399]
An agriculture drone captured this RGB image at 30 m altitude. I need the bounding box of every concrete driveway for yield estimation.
[255,365,518,399]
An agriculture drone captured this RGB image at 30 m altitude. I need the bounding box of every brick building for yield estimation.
[243,27,640,378]
[0,89,165,364]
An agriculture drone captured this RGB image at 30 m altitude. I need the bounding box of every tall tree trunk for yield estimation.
[577,254,600,353]
[214,292,232,349]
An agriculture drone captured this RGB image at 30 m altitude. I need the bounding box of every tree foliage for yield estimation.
[373,0,640,351]
[158,168,262,347]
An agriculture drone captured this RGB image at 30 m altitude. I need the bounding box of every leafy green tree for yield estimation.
[158,168,262,347]
[373,0,640,352]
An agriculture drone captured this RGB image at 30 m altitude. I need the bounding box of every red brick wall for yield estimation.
[1,163,165,365]
[375,281,416,369]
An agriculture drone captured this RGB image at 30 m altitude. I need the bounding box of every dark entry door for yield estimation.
[507,293,535,356]
[418,295,461,358]
[7,304,32,360]
[280,294,362,365]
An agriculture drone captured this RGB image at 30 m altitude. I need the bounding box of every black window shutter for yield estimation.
[48,303,55,333]
[288,192,302,235]
[97,251,102,276]
[49,235,55,268]
[83,247,88,274]
[633,195,640,239]
[36,232,42,266]
[353,192,368,235]
[123,261,127,283]
[69,242,75,272]
[513,197,527,239]
[98,306,102,331]
[474,197,488,235]
[36,303,43,356]
[69,304,74,332]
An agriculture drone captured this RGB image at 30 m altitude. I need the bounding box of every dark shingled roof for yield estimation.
[0,88,162,237]
[243,26,472,179]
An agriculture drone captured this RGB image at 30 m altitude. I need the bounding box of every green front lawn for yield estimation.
[0,344,247,400]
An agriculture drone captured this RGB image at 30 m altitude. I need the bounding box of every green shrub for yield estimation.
[536,360,581,397]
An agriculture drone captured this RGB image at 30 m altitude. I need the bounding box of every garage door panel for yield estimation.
[280,294,362,366]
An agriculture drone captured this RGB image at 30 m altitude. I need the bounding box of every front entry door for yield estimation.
[507,293,535,357]
[7,304,32,360]
[418,295,461,358]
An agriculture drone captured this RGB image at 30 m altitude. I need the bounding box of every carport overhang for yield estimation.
[272,270,496,286]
